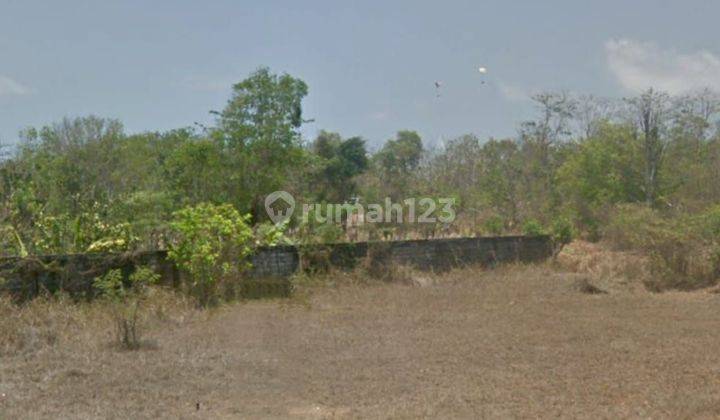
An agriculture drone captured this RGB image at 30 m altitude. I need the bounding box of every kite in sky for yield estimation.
[478,66,487,84]
[434,66,488,97]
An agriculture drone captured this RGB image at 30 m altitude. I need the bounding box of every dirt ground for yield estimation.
[2,263,720,419]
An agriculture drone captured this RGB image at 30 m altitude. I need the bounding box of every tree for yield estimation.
[574,94,617,140]
[516,93,576,220]
[215,67,309,219]
[217,67,307,147]
[17,116,125,214]
[519,92,576,166]
[426,134,483,203]
[663,89,720,208]
[372,130,424,200]
[477,139,524,226]
[311,131,369,202]
[625,88,671,206]
[163,138,226,205]
[375,130,424,174]
[557,122,644,230]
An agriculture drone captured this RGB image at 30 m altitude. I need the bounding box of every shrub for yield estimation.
[698,205,720,238]
[550,216,574,256]
[521,219,545,236]
[483,215,504,236]
[168,203,253,306]
[314,223,344,243]
[604,204,720,291]
[93,267,159,349]
[602,204,666,251]
[254,220,293,247]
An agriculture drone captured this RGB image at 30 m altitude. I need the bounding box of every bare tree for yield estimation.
[673,88,720,142]
[519,92,576,166]
[573,94,618,140]
[515,92,577,218]
[625,88,671,206]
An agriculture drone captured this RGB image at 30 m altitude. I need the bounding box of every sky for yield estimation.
[1,0,720,149]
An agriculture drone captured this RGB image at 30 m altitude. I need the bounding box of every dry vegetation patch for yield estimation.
[556,240,652,293]
[0,287,196,356]
[3,264,720,418]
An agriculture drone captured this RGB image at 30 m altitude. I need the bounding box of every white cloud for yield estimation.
[605,39,720,94]
[0,75,30,96]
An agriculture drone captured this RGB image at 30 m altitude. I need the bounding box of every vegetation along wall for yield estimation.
[0,235,552,301]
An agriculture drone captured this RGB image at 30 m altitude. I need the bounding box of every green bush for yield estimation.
[550,216,574,256]
[93,267,159,349]
[698,205,720,238]
[297,220,345,245]
[254,220,293,247]
[168,203,253,306]
[521,219,545,236]
[483,215,505,236]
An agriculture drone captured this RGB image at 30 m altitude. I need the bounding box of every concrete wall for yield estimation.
[0,235,552,300]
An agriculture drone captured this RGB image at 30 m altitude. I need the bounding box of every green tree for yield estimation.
[372,130,424,200]
[163,138,226,205]
[557,122,644,233]
[311,131,368,202]
[16,116,125,214]
[215,67,309,218]
[477,139,524,227]
[375,130,424,175]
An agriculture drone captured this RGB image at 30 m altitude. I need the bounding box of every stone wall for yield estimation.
[0,235,552,300]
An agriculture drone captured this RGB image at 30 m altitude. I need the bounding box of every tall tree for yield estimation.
[519,92,576,166]
[375,130,424,175]
[372,130,424,200]
[625,89,671,206]
[215,67,309,218]
[311,131,369,202]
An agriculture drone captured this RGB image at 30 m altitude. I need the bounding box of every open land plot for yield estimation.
[2,264,720,419]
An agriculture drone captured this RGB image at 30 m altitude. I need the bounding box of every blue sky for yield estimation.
[1,0,719,148]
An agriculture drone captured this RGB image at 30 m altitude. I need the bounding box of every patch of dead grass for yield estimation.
[556,240,652,293]
[0,287,196,357]
[3,263,720,418]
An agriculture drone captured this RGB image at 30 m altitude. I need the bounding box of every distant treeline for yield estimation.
[2,67,720,268]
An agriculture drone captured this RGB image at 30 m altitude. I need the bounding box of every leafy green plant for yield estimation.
[168,203,253,306]
[522,219,546,236]
[699,205,720,238]
[0,225,29,257]
[17,202,138,256]
[254,220,293,247]
[313,223,344,244]
[93,267,159,349]
[551,216,574,247]
[483,215,505,236]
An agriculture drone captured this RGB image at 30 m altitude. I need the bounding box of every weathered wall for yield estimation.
[0,235,552,300]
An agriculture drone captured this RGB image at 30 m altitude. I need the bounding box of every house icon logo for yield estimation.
[264,191,295,224]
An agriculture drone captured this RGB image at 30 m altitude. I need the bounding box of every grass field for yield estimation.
[2,256,720,418]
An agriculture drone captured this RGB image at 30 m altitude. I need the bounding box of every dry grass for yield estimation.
[0,287,197,356]
[3,261,720,418]
[555,240,652,293]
